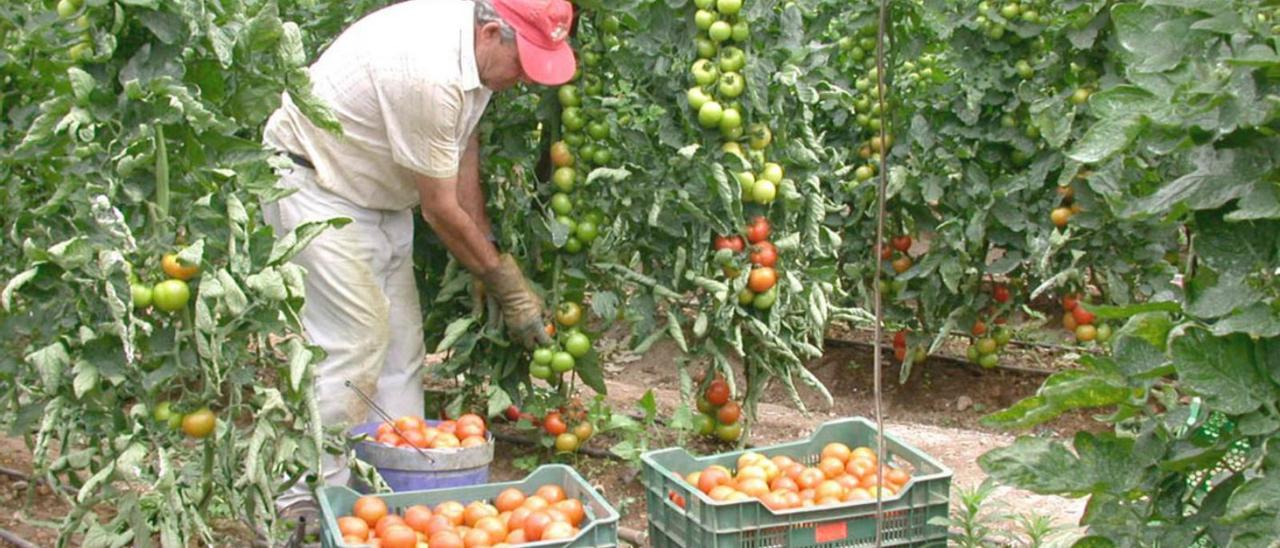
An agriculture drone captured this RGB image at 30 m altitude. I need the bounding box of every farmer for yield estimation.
[260,0,573,528]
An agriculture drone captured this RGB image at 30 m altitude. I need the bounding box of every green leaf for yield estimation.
[1171,328,1278,415]
[268,218,347,265]
[1111,4,1197,73]
[979,436,1083,494]
[27,343,70,392]
[590,291,619,324]
[574,353,608,395]
[1066,115,1144,164]
[980,432,1146,497]
[1210,303,1280,338]
[435,318,476,352]
[72,361,99,399]
[638,389,658,423]
[1125,147,1272,218]
[1085,301,1182,320]
[486,386,512,419]
[285,338,313,393]
[1,267,38,312]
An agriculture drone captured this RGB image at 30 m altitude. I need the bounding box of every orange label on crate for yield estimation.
[814,521,848,543]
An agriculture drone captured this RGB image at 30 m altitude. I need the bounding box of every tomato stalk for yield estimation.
[154,124,170,225]
[196,435,215,512]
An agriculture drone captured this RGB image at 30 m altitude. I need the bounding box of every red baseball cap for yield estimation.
[492,0,577,86]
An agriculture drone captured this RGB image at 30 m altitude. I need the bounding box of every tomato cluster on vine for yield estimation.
[692,376,744,443]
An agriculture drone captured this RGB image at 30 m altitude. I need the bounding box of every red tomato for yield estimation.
[993,284,1010,303]
[749,241,778,267]
[746,216,771,243]
[705,380,730,406]
[714,235,746,252]
[1072,304,1096,325]
[748,267,777,293]
[891,235,912,252]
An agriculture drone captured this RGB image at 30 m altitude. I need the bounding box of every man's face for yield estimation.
[476,22,527,92]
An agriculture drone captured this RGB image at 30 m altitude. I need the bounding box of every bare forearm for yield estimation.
[458,135,492,237]
[418,176,499,274]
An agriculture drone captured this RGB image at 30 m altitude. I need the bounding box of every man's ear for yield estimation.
[478,22,502,43]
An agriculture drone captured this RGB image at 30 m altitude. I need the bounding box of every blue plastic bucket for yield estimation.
[349,420,494,492]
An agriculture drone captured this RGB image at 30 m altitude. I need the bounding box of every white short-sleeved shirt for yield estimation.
[264,0,492,211]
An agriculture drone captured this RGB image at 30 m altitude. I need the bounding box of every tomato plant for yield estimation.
[0,0,362,543]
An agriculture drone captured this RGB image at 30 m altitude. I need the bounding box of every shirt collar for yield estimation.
[460,6,482,91]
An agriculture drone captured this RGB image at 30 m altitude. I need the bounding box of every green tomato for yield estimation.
[687,86,713,110]
[748,124,772,150]
[1095,323,1113,343]
[153,401,173,422]
[587,121,610,140]
[760,162,784,184]
[976,338,998,355]
[720,124,743,140]
[564,332,591,358]
[1000,3,1020,19]
[533,347,554,365]
[698,101,724,128]
[557,85,581,107]
[735,171,756,197]
[1071,88,1091,106]
[564,237,583,254]
[715,421,743,442]
[752,287,777,310]
[561,107,586,131]
[550,351,576,373]
[718,107,742,132]
[708,20,732,42]
[557,216,577,234]
[56,0,77,18]
[719,47,746,73]
[601,14,621,33]
[716,0,742,16]
[752,179,777,204]
[68,42,93,62]
[730,20,750,42]
[993,327,1013,346]
[531,363,553,380]
[552,167,575,192]
[592,148,612,166]
[551,193,573,215]
[718,72,745,99]
[737,288,755,306]
[694,0,713,7]
[696,38,718,59]
[563,131,585,147]
[575,221,599,243]
[966,345,980,362]
[1015,59,1034,79]
[152,279,190,313]
[167,412,183,430]
[691,59,719,86]
[132,284,153,309]
[694,9,716,31]
[692,413,716,436]
[978,353,999,369]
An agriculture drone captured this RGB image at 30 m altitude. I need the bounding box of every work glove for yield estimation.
[479,254,551,348]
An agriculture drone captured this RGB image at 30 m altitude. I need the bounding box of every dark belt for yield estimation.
[286,151,315,170]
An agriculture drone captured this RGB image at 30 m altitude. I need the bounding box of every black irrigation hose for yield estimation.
[823,336,1057,377]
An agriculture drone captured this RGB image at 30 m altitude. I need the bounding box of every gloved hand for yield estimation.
[479,254,551,348]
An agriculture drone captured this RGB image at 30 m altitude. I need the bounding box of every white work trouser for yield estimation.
[263,166,426,507]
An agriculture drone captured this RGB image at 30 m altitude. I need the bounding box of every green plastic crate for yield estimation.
[317,464,619,547]
[641,417,952,547]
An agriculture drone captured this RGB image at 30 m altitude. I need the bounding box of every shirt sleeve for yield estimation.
[374,64,466,179]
